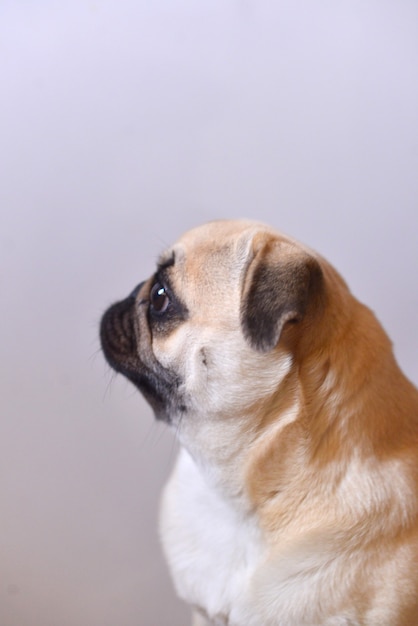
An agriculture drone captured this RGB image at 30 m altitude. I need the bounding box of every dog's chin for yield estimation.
[100,296,184,425]
[124,369,181,424]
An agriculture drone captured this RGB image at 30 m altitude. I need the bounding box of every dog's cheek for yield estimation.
[151,326,199,382]
[151,326,227,407]
[196,334,294,416]
[152,325,294,418]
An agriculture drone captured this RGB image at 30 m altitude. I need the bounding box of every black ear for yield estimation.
[240,235,324,352]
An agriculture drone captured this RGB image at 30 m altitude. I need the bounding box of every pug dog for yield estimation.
[100,220,418,626]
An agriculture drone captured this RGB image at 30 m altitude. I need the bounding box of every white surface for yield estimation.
[0,1,417,625]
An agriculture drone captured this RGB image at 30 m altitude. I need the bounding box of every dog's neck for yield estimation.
[176,409,262,508]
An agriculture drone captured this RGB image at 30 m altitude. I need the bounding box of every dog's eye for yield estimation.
[150,282,170,315]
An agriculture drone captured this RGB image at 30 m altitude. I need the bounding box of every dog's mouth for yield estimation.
[100,294,183,423]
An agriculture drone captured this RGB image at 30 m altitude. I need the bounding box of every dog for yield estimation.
[100,219,418,626]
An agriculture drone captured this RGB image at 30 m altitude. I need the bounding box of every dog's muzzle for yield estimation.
[100,289,184,423]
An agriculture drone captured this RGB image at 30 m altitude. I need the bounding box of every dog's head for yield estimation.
[100,220,327,429]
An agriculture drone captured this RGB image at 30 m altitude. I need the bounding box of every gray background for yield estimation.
[1,1,417,625]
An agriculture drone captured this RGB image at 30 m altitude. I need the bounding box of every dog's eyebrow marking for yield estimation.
[155,251,177,295]
[156,251,175,273]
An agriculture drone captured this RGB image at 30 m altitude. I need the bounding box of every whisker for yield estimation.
[102,368,117,402]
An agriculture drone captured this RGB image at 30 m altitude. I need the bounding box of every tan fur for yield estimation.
[101,219,418,625]
[242,246,418,621]
[173,222,418,624]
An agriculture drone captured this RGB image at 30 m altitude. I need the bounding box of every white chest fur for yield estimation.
[159,449,366,626]
[159,449,265,625]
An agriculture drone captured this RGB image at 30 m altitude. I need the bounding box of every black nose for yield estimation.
[129,281,145,299]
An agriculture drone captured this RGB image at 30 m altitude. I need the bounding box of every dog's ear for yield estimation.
[240,233,324,352]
